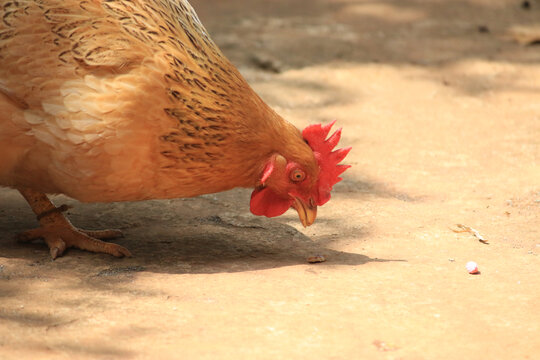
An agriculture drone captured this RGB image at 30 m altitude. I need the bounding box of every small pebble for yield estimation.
[477,25,490,33]
[307,255,326,263]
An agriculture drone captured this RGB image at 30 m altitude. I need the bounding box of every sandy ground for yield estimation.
[1,0,539,359]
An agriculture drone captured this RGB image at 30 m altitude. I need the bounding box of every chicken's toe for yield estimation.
[62,229,131,257]
[81,229,124,240]
[17,226,131,259]
[16,228,46,243]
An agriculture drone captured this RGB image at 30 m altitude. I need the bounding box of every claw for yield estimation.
[110,245,132,258]
[50,247,59,260]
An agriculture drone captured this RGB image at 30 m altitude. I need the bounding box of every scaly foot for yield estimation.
[17,225,130,259]
[17,188,132,259]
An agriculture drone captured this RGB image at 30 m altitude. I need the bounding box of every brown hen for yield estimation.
[0,0,350,258]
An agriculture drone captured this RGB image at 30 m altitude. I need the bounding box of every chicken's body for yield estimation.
[1,0,308,201]
[0,0,349,258]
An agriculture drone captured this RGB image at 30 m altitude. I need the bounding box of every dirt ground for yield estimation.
[1,0,539,359]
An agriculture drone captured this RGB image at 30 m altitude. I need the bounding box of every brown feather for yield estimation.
[0,0,317,202]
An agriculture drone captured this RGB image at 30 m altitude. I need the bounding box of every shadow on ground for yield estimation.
[0,184,405,278]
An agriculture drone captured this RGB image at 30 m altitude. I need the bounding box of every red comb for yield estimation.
[302,120,351,206]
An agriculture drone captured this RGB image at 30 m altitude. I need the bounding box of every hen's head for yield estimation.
[250,121,351,227]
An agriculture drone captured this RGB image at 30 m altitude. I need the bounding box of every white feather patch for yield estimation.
[65,132,85,144]
[42,102,67,116]
[23,111,44,125]
[30,128,57,146]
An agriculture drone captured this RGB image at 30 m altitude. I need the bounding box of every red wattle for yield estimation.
[250,187,293,218]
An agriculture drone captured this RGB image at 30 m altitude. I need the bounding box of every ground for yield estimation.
[0,0,539,359]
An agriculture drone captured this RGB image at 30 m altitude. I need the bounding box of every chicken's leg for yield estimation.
[17,188,132,259]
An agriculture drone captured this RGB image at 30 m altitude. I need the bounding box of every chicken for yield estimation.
[0,0,351,258]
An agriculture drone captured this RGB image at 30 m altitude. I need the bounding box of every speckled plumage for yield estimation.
[0,0,315,202]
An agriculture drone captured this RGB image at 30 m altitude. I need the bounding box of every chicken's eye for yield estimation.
[290,169,306,182]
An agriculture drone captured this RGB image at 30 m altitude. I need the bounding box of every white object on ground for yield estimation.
[466,261,480,274]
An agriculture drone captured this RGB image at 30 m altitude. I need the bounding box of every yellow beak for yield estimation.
[291,197,317,227]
